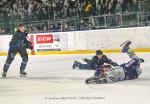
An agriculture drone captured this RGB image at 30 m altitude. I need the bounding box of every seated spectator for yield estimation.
[0,0,145,34]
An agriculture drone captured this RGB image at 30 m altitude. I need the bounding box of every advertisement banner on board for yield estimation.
[30,33,60,52]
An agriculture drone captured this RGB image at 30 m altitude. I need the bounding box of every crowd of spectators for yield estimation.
[0,0,143,20]
[0,0,145,33]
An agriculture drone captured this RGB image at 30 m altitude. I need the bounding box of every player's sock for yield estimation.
[126,48,144,63]
[20,61,27,71]
[3,63,10,72]
[126,48,137,59]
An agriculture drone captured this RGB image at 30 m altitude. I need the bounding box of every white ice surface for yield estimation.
[0,53,150,104]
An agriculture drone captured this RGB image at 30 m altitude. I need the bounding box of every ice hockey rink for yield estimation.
[0,53,150,104]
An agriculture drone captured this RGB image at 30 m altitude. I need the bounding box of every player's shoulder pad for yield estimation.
[92,55,97,59]
[14,30,22,35]
[25,30,28,33]
[13,31,19,36]
[24,31,28,36]
[102,55,107,59]
[92,55,97,58]
[15,30,19,34]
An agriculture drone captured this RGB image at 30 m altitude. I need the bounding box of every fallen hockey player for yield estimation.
[85,40,144,84]
[72,50,118,70]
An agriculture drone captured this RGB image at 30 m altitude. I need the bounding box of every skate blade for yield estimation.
[20,75,27,77]
[1,76,7,79]
[120,40,131,47]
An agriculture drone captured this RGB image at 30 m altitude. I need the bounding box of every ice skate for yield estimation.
[85,77,96,84]
[20,70,27,77]
[1,72,7,78]
[121,40,131,53]
[72,61,81,69]
[85,76,100,84]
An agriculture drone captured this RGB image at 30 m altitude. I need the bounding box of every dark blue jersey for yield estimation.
[92,55,118,69]
[120,59,140,79]
[9,30,28,49]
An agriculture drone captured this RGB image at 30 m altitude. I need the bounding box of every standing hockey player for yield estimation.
[72,50,118,70]
[86,40,144,84]
[2,24,32,78]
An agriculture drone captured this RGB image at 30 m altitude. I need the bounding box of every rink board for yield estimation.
[1,48,150,56]
[1,26,150,56]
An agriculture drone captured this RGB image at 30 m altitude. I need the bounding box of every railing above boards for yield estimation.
[0,12,150,34]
